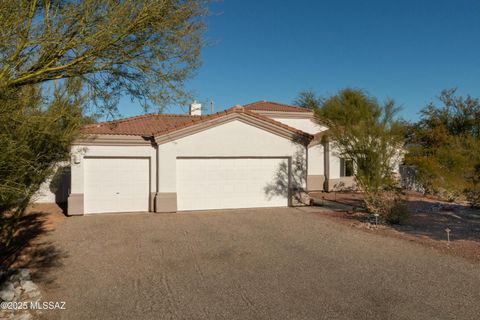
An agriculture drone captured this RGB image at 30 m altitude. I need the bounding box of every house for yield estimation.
[35,101,356,215]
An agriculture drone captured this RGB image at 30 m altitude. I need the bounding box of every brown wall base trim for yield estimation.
[149,192,156,212]
[328,177,356,191]
[154,192,177,213]
[307,175,325,191]
[68,193,84,216]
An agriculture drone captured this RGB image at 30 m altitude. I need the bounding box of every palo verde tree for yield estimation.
[293,90,322,109]
[0,0,207,254]
[315,89,407,223]
[405,89,480,205]
[0,82,87,249]
[0,0,207,113]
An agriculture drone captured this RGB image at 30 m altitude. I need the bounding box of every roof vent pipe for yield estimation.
[189,101,202,116]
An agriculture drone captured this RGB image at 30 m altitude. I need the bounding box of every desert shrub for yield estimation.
[406,89,480,204]
[385,198,409,224]
[465,164,480,207]
[464,189,480,208]
[365,189,409,225]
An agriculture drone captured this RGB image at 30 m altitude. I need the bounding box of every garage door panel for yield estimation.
[177,158,288,211]
[84,158,150,214]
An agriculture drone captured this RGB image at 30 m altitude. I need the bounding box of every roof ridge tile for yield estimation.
[242,100,312,113]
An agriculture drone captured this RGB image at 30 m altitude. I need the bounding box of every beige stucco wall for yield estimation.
[157,119,307,194]
[70,144,157,195]
[329,146,342,179]
[391,148,404,174]
[262,116,330,192]
[308,143,324,176]
[270,117,327,135]
[34,162,70,203]
[306,143,325,191]
[67,120,307,214]
[35,182,58,203]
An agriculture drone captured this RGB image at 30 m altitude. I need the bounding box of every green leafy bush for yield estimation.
[406,89,480,205]
[464,164,480,207]
[0,85,85,249]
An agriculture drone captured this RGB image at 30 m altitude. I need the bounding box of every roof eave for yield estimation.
[154,111,312,145]
[74,133,153,146]
[249,110,314,118]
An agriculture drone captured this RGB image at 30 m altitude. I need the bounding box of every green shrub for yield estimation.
[464,164,480,208]
[405,89,480,205]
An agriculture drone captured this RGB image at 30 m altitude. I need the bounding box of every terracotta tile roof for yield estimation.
[83,114,200,136]
[242,101,312,113]
[82,106,313,140]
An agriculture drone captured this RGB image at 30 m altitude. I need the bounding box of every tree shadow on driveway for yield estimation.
[1,207,67,285]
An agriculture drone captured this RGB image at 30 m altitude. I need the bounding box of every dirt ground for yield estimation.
[3,203,67,279]
[309,191,480,263]
[5,202,480,319]
[8,196,480,271]
[26,203,66,231]
[39,208,480,320]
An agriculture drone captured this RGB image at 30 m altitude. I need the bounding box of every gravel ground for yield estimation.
[38,207,480,320]
[309,191,480,262]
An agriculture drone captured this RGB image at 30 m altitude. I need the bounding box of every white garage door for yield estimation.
[84,158,150,214]
[176,158,289,211]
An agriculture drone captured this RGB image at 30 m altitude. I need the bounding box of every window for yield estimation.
[340,158,354,177]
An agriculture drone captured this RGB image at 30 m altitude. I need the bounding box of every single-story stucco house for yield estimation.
[35,101,356,215]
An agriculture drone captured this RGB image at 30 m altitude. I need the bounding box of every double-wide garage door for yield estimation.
[84,158,150,214]
[176,158,289,211]
[83,157,289,213]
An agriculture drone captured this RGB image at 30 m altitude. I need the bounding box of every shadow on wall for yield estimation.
[331,180,357,192]
[264,148,309,205]
[399,165,424,192]
[48,166,70,213]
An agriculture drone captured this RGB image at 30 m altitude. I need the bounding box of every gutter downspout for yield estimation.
[323,138,330,192]
[154,140,159,212]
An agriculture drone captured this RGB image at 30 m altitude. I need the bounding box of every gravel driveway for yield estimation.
[39,207,480,320]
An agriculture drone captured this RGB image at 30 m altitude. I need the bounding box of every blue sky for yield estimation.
[118,0,480,121]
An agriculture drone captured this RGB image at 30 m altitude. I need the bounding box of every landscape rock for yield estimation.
[8,268,31,284]
[14,286,22,298]
[15,313,33,320]
[0,310,14,319]
[0,281,15,302]
[1,268,41,320]
[20,280,38,294]
[8,273,20,283]
[26,289,41,300]
[17,269,30,281]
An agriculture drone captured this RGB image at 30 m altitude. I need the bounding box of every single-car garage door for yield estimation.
[84,157,150,214]
[176,157,289,211]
